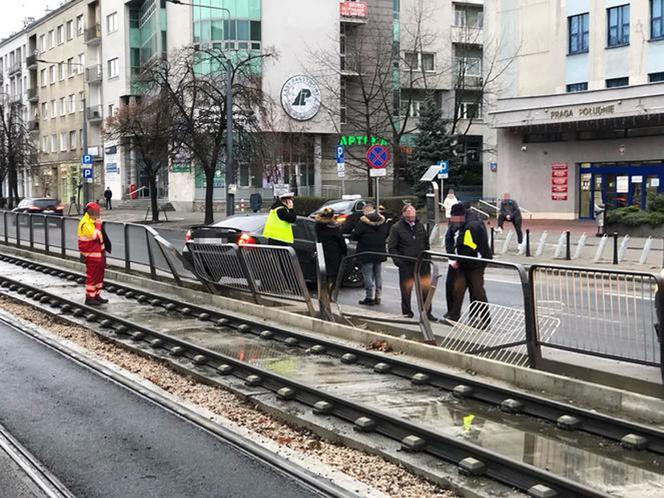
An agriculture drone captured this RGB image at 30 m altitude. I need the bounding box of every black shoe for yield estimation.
[402,312,414,318]
[85,298,100,306]
[427,314,438,322]
[374,298,381,305]
[95,296,109,304]
[358,298,374,306]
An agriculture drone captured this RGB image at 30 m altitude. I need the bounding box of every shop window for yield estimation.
[607,5,630,47]
[568,13,589,54]
[649,71,664,83]
[566,82,588,92]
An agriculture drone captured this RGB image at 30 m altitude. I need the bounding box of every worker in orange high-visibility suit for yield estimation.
[77,202,108,305]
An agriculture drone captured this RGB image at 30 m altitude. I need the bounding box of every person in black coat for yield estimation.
[315,207,347,292]
[351,203,389,306]
[387,204,436,320]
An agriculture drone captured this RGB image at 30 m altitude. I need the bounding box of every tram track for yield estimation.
[0,252,662,497]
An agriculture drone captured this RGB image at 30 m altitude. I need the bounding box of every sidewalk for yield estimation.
[99,207,210,231]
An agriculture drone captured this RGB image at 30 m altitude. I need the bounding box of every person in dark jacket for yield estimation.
[497,192,523,244]
[351,203,389,306]
[446,203,493,327]
[315,207,347,292]
[388,204,436,320]
[103,187,113,210]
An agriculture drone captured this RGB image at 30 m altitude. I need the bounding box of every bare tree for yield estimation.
[105,92,176,222]
[0,102,36,208]
[142,46,273,224]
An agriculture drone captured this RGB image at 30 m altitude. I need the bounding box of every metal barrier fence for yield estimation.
[416,251,542,366]
[186,241,315,316]
[0,210,185,284]
[530,265,664,370]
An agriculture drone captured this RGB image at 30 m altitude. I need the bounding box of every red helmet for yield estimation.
[85,202,101,213]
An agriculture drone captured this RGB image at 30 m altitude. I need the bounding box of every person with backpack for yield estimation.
[351,202,389,306]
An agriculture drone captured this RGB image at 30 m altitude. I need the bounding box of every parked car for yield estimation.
[182,213,363,287]
[309,197,369,234]
[11,198,64,215]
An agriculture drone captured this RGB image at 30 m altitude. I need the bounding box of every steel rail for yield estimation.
[0,317,349,498]
[1,252,663,456]
[0,273,611,497]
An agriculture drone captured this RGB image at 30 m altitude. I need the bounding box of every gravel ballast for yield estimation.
[0,296,455,498]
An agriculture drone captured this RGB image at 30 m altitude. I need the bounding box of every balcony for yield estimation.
[28,119,39,132]
[84,23,101,44]
[86,65,102,84]
[86,105,103,123]
[8,61,22,75]
[26,55,38,69]
[26,87,38,102]
[340,1,367,24]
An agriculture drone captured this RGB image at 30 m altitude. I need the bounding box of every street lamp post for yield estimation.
[36,58,90,205]
[165,0,236,216]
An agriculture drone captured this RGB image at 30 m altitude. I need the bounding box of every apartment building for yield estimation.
[486,1,664,219]
[0,29,33,198]
[26,0,99,204]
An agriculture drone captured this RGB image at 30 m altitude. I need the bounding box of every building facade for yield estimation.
[486,0,664,219]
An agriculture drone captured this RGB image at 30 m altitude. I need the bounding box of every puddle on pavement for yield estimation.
[5,261,664,496]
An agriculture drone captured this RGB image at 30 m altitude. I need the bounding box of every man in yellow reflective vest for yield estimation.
[77,202,108,305]
[446,203,492,326]
[263,192,297,245]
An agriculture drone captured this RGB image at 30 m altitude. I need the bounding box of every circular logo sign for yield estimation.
[281,75,321,121]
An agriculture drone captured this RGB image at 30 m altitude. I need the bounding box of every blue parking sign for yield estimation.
[82,154,93,165]
[82,167,93,179]
[336,146,344,164]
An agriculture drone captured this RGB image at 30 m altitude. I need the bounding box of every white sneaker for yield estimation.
[495,227,503,233]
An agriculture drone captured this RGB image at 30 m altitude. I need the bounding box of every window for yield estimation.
[403,99,423,118]
[649,71,664,82]
[59,97,66,116]
[340,79,346,124]
[457,101,483,119]
[68,94,75,114]
[79,92,85,111]
[108,103,115,116]
[49,65,55,84]
[51,134,57,153]
[69,130,77,150]
[67,57,75,77]
[608,5,630,47]
[41,102,48,119]
[653,0,664,39]
[47,30,54,49]
[566,82,588,92]
[57,25,64,45]
[456,56,482,77]
[58,62,65,81]
[40,68,47,87]
[60,132,67,152]
[107,12,118,33]
[107,58,119,78]
[404,51,435,71]
[77,54,85,74]
[39,34,46,53]
[76,15,84,36]
[454,4,483,28]
[41,136,48,153]
[568,13,589,54]
[606,76,629,88]
[66,20,74,40]
[50,100,56,118]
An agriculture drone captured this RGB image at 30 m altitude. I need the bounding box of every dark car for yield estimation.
[12,197,64,215]
[310,198,369,233]
[183,213,362,287]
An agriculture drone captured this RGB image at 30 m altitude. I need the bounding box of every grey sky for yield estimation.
[0,1,52,41]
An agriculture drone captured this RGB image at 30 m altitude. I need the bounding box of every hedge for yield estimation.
[606,206,664,227]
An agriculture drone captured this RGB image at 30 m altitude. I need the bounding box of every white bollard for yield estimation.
[553,232,566,259]
[535,231,548,257]
[500,230,515,254]
[639,236,653,265]
[573,233,587,260]
[594,234,609,263]
[618,234,630,263]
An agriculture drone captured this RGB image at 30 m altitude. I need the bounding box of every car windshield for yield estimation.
[212,215,267,233]
[320,200,355,213]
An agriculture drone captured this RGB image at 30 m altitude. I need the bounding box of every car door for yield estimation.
[292,218,317,282]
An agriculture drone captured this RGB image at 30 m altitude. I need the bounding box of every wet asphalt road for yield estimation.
[0,321,325,498]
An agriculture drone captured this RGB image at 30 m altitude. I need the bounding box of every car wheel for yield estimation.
[343,263,364,288]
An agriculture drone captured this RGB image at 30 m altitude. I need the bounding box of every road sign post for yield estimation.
[367,145,390,207]
[336,146,346,195]
[436,160,449,199]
